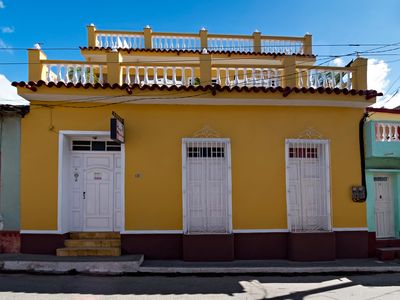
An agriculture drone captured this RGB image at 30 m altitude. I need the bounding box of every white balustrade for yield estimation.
[208,38,253,52]
[123,66,196,86]
[375,123,400,142]
[297,69,352,89]
[213,67,282,87]
[261,39,304,54]
[96,33,144,49]
[45,64,104,84]
[152,35,200,50]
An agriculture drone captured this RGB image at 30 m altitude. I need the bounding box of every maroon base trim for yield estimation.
[183,234,234,261]
[368,232,377,258]
[336,231,369,258]
[0,231,21,253]
[288,232,336,261]
[19,231,369,260]
[20,234,68,255]
[121,234,182,259]
[234,233,288,259]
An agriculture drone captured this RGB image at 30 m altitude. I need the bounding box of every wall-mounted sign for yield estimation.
[110,111,125,143]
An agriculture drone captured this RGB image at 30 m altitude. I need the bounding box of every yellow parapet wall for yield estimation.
[20,103,366,230]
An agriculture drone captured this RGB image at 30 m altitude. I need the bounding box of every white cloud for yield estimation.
[368,59,390,93]
[0,38,12,54]
[366,59,400,108]
[332,57,344,67]
[0,1,4,9]
[0,74,29,105]
[1,26,14,33]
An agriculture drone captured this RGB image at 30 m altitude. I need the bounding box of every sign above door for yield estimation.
[110,111,125,144]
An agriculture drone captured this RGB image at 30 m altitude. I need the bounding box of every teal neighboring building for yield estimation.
[364,107,400,246]
[0,104,29,252]
[0,74,30,253]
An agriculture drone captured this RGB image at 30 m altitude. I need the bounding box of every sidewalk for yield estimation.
[1,254,400,275]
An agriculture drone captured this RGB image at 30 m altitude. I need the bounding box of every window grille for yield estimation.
[182,138,231,234]
[286,139,331,232]
[72,140,121,152]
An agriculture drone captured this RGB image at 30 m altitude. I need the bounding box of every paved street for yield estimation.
[0,273,400,299]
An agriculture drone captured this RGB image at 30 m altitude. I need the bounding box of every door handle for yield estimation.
[83,192,86,200]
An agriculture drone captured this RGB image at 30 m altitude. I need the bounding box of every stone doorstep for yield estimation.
[64,239,121,248]
[56,247,121,257]
[69,232,121,240]
[376,247,400,261]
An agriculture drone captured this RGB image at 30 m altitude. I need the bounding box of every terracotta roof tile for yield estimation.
[79,47,316,58]
[12,81,382,100]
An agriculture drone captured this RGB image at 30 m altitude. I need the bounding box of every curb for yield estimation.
[137,266,400,275]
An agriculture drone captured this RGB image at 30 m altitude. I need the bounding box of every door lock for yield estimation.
[83,192,86,199]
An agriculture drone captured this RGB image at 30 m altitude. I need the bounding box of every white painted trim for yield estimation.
[233,229,289,233]
[57,133,64,233]
[121,230,183,234]
[285,139,332,232]
[20,230,62,234]
[23,94,372,108]
[57,130,126,233]
[332,227,369,231]
[182,138,232,234]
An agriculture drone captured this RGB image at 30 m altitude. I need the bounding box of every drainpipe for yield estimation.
[0,214,3,230]
[359,112,369,200]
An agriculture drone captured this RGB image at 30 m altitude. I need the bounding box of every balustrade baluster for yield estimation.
[134,67,140,84]
[153,67,158,85]
[57,65,62,82]
[388,125,394,141]
[125,67,131,84]
[163,67,168,85]
[46,65,51,82]
[216,68,221,85]
[89,65,94,84]
[252,69,256,86]
[225,68,230,86]
[243,68,248,85]
[143,67,148,85]
[181,67,185,85]
[81,65,87,84]
[190,68,194,85]
[73,65,79,84]
[98,65,103,84]
[65,65,71,83]
[172,67,177,85]
[234,69,239,86]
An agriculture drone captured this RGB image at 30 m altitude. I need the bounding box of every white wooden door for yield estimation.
[184,139,230,234]
[84,154,114,231]
[286,141,330,232]
[375,175,395,238]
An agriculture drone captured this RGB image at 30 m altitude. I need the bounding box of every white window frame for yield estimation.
[285,138,332,232]
[182,138,233,234]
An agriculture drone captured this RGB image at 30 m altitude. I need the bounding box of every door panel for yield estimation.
[286,142,330,232]
[375,175,394,238]
[185,141,230,234]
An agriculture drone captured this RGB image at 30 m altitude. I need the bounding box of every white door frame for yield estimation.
[182,138,233,234]
[374,173,395,239]
[285,138,332,232]
[57,131,125,234]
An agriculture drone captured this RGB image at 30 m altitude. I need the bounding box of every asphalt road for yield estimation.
[0,273,400,299]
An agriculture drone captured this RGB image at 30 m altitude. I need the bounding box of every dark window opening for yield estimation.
[187,147,225,158]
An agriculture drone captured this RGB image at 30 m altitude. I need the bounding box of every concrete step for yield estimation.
[56,247,121,257]
[376,247,400,260]
[69,232,120,240]
[64,239,121,248]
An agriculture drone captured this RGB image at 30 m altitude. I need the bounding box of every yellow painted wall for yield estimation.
[21,103,366,230]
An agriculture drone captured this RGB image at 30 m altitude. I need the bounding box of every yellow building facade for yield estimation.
[15,25,380,260]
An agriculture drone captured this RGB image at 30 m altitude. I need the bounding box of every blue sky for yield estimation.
[1,0,400,106]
